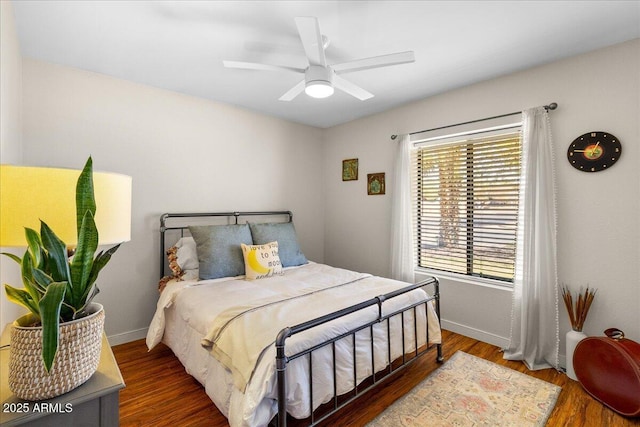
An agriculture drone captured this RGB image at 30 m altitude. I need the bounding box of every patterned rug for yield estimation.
[367,351,561,426]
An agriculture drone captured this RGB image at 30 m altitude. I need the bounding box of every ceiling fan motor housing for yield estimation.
[305,65,334,97]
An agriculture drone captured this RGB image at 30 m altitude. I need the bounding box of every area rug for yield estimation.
[367,351,561,426]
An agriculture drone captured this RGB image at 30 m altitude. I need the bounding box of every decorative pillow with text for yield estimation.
[241,241,284,280]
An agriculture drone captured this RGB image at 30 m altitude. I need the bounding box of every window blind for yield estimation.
[411,130,521,282]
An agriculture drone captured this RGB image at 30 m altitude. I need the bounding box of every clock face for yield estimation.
[567,131,622,172]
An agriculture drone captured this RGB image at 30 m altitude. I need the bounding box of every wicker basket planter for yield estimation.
[8,303,105,400]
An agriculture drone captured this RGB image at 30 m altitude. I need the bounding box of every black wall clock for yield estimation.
[567,131,622,172]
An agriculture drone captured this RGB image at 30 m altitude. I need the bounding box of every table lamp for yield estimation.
[0,164,132,248]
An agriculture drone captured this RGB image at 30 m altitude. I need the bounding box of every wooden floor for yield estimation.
[112,330,640,426]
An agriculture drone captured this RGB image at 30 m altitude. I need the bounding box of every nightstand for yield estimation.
[0,325,125,426]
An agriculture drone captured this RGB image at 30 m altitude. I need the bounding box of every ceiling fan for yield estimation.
[222,16,415,101]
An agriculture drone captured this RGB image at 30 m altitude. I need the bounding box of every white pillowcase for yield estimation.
[175,237,199,271]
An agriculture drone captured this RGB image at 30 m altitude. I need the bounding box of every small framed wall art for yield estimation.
[342,158,358,181]
[367,173,385,195]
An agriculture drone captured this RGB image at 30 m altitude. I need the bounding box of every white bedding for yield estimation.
[147,262,441,427]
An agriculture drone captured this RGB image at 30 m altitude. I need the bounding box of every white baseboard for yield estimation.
[441,319,510,349]
[107,327,148,346]
[442,320,568,370]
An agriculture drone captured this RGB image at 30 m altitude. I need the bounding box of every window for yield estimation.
[411,129,522,283]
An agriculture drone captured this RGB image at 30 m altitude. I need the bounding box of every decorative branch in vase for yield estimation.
[561,285,597,332]
[561,284,597,380]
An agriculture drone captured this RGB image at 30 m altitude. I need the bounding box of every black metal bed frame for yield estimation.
[275,278,442,426]
[159,211,443,427]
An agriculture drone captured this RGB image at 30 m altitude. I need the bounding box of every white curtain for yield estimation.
[390,134,415,283]
[503,107,560,370]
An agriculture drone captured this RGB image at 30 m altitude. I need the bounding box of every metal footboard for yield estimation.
[274,277,442,427]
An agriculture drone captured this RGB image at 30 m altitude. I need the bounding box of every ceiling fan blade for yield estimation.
[279,80,306,101]
[294,17,327,67]
[223,60,304,74]
[333,75,374,101]
[332,51,415,74]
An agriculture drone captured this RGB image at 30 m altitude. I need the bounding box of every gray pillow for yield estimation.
[189,224,253,280]
[249,222,308,267]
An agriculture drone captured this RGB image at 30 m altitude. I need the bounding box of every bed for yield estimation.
[146,211,442,427]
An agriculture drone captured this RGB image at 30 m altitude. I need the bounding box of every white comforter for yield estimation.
[147,263,441,427]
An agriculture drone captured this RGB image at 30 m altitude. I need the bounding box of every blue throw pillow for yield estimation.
[249,222,308,267]
[189,224,253,280]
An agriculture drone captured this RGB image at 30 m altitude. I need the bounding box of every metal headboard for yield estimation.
[159,211,293,278]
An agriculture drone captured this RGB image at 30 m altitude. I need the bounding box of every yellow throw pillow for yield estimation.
[241,241,284,280]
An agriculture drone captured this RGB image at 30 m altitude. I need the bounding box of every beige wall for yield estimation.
[3,3,638,362]
[323,39,640,363]
[18,60,325,344]
[0,0,24,328]
[0,0,21,163]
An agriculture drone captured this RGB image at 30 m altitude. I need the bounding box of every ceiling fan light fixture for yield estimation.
[304,65,334,98]
[305,80,334,98]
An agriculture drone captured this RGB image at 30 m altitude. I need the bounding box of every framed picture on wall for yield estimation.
[367,173,385,195]
[342,158,358,181]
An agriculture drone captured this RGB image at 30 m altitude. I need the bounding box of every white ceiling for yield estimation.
[11,1,640,128]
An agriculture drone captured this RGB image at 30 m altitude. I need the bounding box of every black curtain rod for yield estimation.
[390,102,557,140]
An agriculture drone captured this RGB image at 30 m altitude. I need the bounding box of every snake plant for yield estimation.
[3,157,121,372]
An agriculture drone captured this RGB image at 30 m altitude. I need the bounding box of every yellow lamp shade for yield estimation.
[0,165,132,247]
